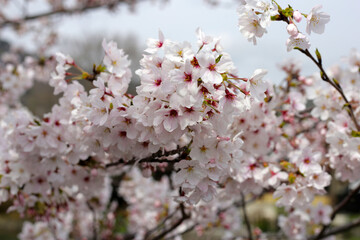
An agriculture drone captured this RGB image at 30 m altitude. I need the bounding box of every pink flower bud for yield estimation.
[91,169,98,176]
[293,10,302,22]
[287,24,298,36]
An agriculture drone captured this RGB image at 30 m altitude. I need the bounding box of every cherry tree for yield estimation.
[0,1,360,240]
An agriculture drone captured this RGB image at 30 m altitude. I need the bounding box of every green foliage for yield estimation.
[215,54,222,64]
[351,130,360,137]
[281,5,293,18]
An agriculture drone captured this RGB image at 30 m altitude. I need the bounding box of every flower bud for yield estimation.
[91,169,98,176]
[293,10,302,22]
[287,23,298,36]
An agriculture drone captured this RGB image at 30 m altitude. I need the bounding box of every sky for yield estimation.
[2,0,360,83]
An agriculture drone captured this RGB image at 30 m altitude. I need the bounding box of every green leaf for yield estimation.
[114,211,128,234]
[342,103,350,109]
[280,161,290,169]
[215,54,223,64]
[290,82,298,87]
[293,47,303,52]
[320,71,326,80]
[281,6,294,18]
[281,133,289,138]
[288,172,296,184]
[34,119,41,126]
[271,15,281,21]
[96,64,107,73]
[351,130,360,137]
[81,72,91,79]
[315,48,322,64]
[109,102,114,110]
[264,96,273,103]
[35,201,46,215]
[38,57,46,66]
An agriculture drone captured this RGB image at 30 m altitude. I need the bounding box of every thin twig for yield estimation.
[312,183,360,240]
[105,146,189,168]
[318,217,360,239]
[0,0,133,28]
[294,47,360,240]
[241,192,253,240]
[296,48,360,131]
[150,203,190,240]
[331,183,360,220]
[87,202,98,240]
[144,208,179,239]
[164,224,196,240]
[309,217,360,240]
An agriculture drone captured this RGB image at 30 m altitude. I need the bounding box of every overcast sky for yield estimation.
[3,0,360,83]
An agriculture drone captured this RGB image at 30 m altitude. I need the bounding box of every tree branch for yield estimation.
[149,203,190,240]
[320,217,360,239]
[87,201,98,240]
[0,0,135,28]
[296,48,360,131]
[241,192,253,240]
[312,183,360,240]
[164,224,196,240]
[144,208,179,239]
[309,217,360,240]
[105,145,189,168]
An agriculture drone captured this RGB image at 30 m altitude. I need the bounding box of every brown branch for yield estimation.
[296,48,360,131]
[312,183,360,240]
[309,217,360,240]
[87,201,98,240]
[150,203,190,240]
[144,208,179,239]
[331,183,360,221]
[105,146,189,168]
[318,217,360,239]
[241,192,253,240]
[0,0,134,28]
[164,224,196,240]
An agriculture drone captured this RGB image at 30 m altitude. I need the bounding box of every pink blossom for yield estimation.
[306,5,330,35]
[293,10,302,22]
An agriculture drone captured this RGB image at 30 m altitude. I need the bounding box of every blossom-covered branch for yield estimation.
[296,48,360,131]
[105,145,189,168]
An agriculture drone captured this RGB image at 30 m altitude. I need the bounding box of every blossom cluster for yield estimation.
[0,28,348,240]
[306,50,360,183]
[0,29,269,239]
[237,1,330,51]
[237,0,278,45]
[0,52,55,116]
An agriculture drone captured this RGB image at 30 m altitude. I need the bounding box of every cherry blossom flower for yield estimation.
[306,5,330,35]
[286,33,311,51]
[311,202,332,225]
[287,23,298,36]
[238,8,267,45]
[293,10,303,23]
[174,160,206,187]
[247,69,268,101]
[145,30,167,54]
[102,39,131,77]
